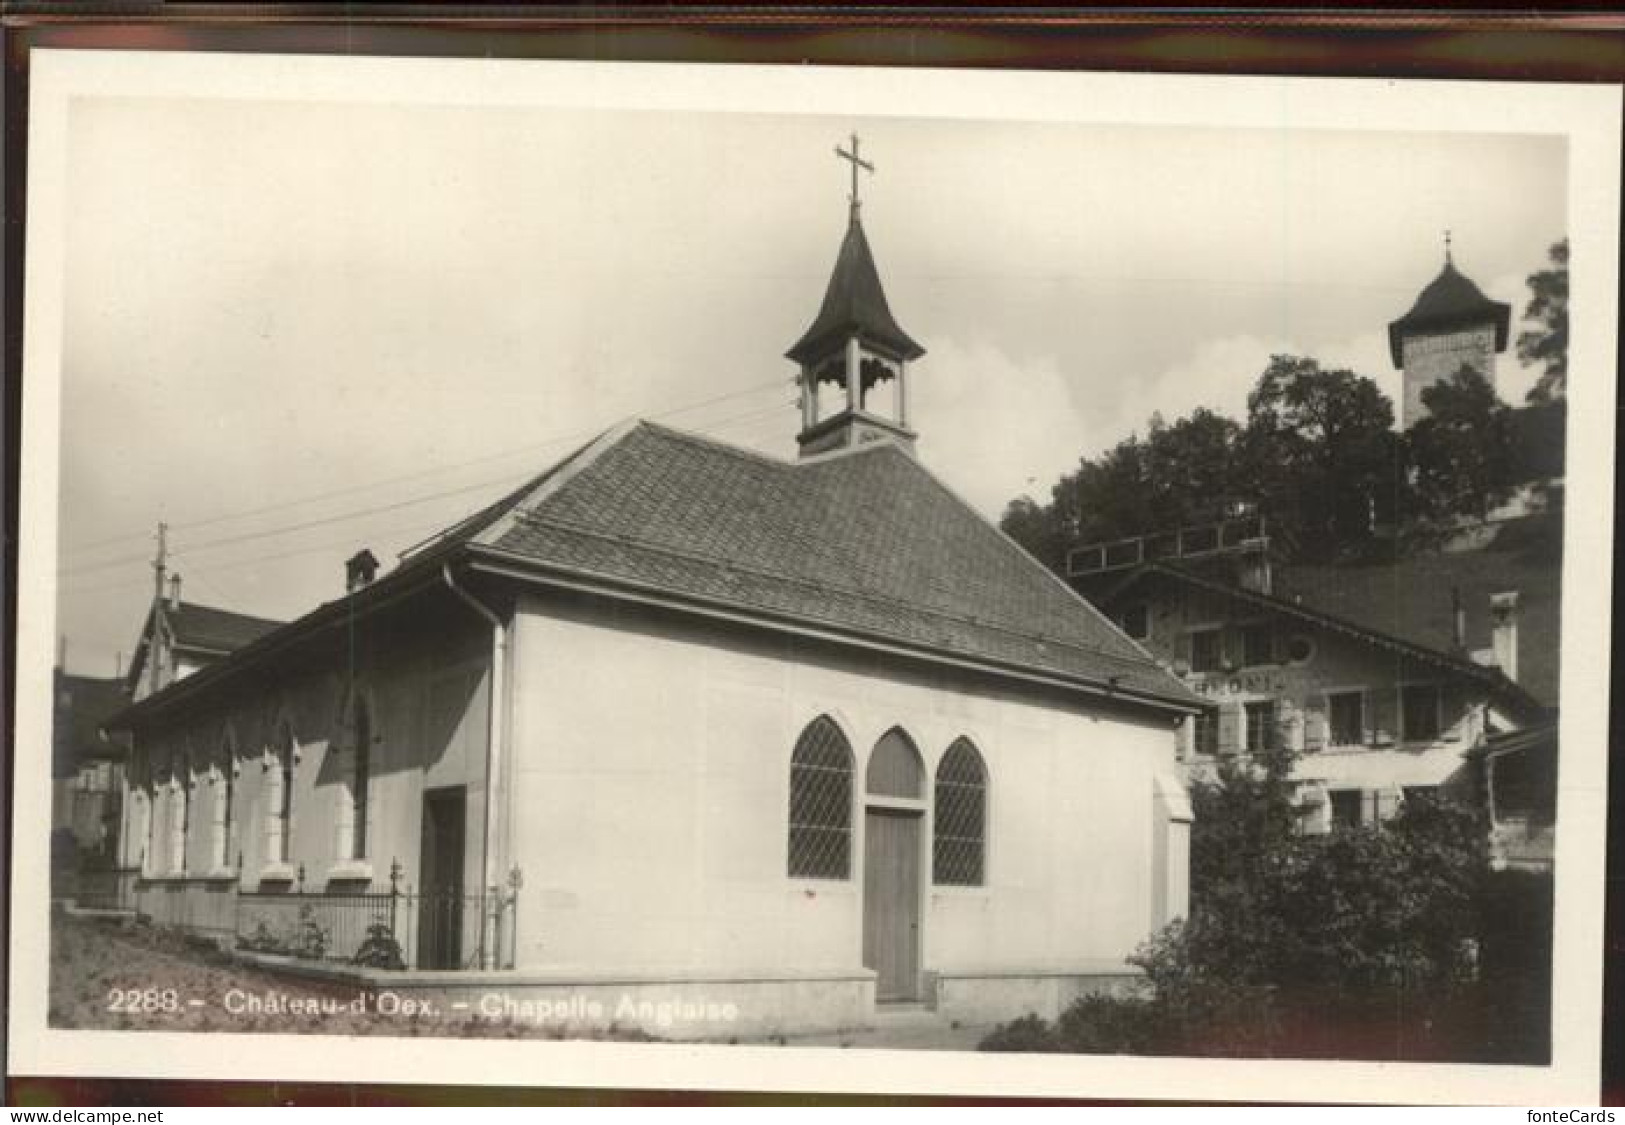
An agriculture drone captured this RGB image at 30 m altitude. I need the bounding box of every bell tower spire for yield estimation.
[788,135,925,458]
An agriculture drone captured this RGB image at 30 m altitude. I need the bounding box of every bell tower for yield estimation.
[1387,233,1511,429]
[787,135,925,458]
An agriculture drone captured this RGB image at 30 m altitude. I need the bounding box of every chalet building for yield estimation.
[1067,247,1561,871]
[126,574,283,702]
[1071,507,1559,865]
[106,163,1201,1037]
[51,671,127,863]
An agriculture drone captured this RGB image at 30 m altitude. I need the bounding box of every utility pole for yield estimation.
[149,522,168,696]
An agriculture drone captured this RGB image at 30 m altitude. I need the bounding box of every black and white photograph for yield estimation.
[8,47,1619,1104]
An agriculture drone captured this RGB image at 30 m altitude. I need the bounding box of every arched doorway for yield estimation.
[863,727,925,1002]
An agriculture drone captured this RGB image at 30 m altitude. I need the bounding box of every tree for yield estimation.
[999,359,1404,571]
[1241,356,1400,562]
[1405,364,1517,532]
[998,494,1068,573]
[1517,238,1567,404]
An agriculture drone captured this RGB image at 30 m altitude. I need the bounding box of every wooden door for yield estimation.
[417,786,465,969]
[863,808,921,1002]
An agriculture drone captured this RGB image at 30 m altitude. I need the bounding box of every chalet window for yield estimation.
[1120,603,1149,641]
[1330,789,1364,829]
[1327,691,1365,747]
[933,738,987,886]
[1189,628,1223,673]
[788,716,853,879]
[1284,635,1316,665]
[1244,700,1277,753]
[1240,623,1274,667]
[1191,710,1219,757]
[1401,684,1442,742]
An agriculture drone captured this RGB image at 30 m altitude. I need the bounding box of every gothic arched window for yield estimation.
[788,716,854,879]
[933,738,987,886]
[212,736,236,870]
[266,722,295,865]
[350,699,372,861]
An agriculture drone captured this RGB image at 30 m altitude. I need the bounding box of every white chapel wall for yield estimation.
[506,591,1178,978]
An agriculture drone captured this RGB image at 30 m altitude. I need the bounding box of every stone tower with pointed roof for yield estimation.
[1388,243,1512,429]
[788,141,925,458]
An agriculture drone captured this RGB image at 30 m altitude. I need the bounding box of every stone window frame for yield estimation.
[1119,602,1150,642]
[261,715,301,882]
[1398,681,1445,744]
[931,737,989,889]
[1237,618,1277,669]
[1321,685,1369,749]
[208,725,241,877]
[331,687,379,881]
[787,714,856,882]
[1187,624,1225,674]
[1243,698,1279,754]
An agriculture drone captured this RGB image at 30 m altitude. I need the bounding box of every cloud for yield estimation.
[911,338,1088,518]
[910,326,1416,523]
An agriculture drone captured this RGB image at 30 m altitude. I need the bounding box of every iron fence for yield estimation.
[237,886,393,964]
[233,860,521,970]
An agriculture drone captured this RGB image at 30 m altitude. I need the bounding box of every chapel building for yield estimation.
[106,157,1201,1036]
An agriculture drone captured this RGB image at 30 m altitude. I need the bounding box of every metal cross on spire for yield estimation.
[835,133,874,213]
[1444,228,1453,264]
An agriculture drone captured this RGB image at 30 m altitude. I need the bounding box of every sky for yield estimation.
[48,84,1567,678]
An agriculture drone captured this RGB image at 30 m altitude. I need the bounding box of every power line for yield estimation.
[56,383,797,578]
[58,395,799,586]
[59,376,793,559]
[171,399,797,561]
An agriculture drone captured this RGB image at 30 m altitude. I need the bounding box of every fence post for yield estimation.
[388,857,400,946]
[507,865,523,970]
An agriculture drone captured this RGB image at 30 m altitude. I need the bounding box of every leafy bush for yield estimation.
[352,921,407,970]
[976,1013,1061,1053]
[980,752,1540,1061]
[292,905,329,961]
[236,907,333,962]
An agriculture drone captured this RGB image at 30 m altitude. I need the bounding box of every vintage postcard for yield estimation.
[8,48,1619,1103]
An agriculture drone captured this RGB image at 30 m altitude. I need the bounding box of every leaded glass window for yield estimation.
[788,717,853,879]
[933,738,987,886]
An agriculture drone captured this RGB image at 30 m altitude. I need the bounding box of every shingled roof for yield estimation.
[125,599,284,696]
[1387,258,1512,366]
[470,422,1194,708]
[167,601,283,653]
[112,421,1200,726]
[1276,516,1562,709]
[786,209,925,367]
[1100,558,1546,718]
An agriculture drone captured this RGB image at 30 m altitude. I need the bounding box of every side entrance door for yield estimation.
[417,786,466,969]
[862,807,922,1002]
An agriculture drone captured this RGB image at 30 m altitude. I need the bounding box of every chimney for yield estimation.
[167,573,182,610]
[346,548,380,593]
[1451,585,1466,650]
[1490,590,1519,682]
